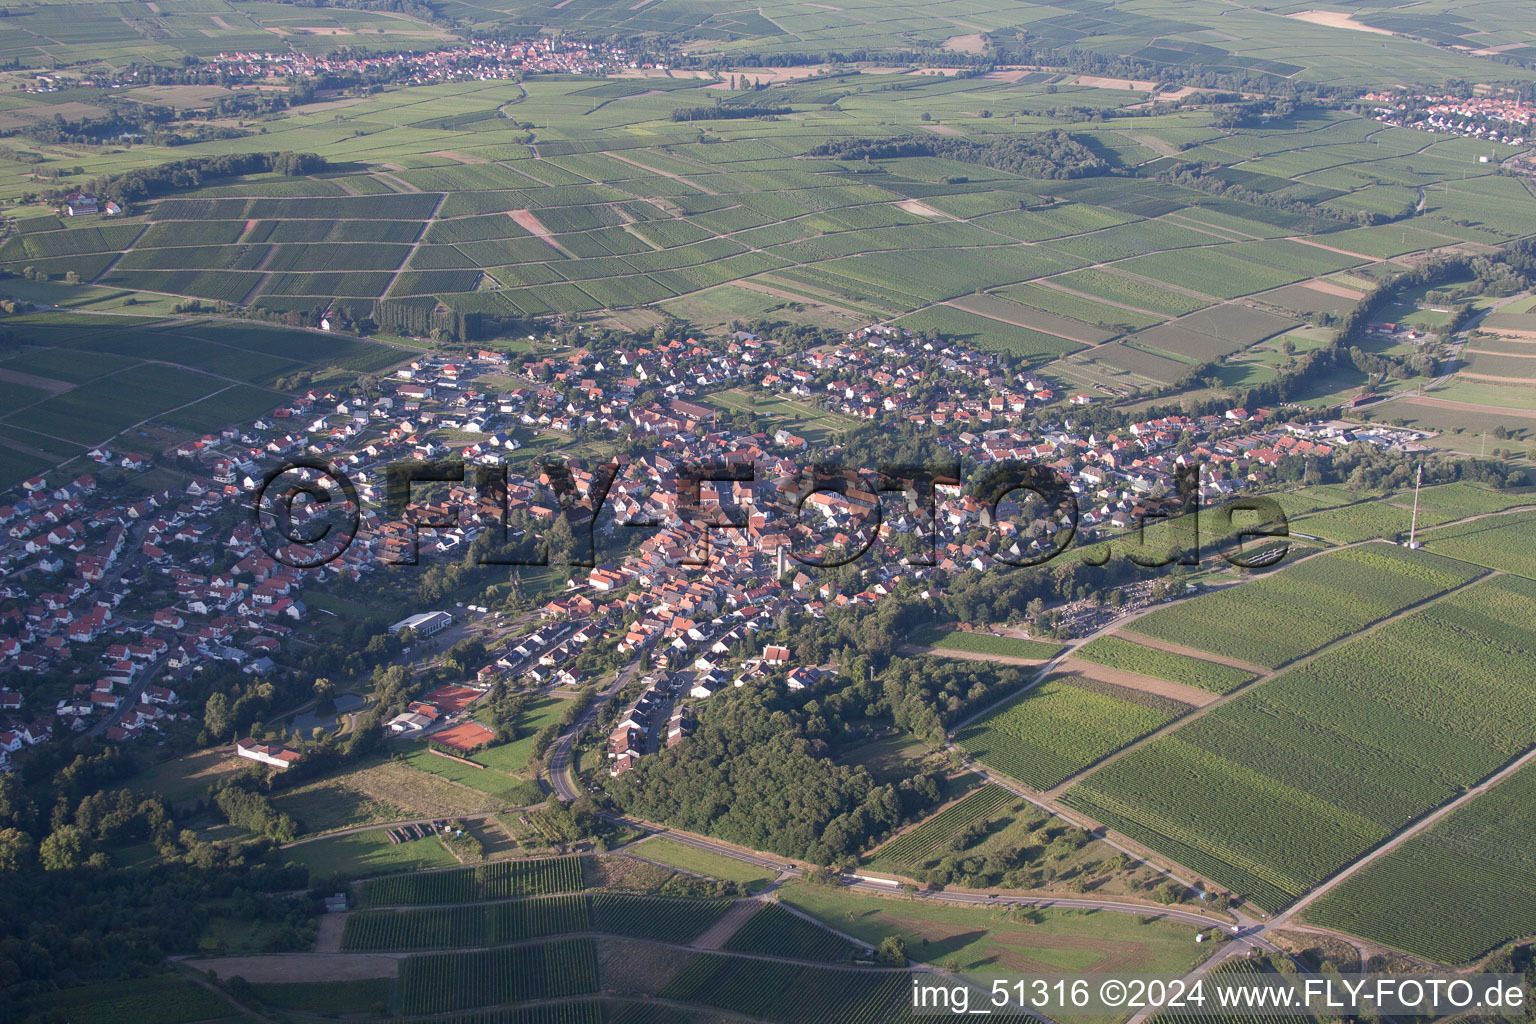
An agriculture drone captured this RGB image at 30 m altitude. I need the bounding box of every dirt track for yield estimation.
[1060,658,1219,707]
[1109,630,1266,673]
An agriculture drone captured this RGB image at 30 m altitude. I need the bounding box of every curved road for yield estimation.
[549,657,646,801]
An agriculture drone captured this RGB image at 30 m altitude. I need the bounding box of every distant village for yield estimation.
[0,317,1428,772]
[27,37,665,95]
[1362,89,1530,147]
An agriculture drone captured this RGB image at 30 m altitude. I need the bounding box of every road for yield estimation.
[548,657,646,800]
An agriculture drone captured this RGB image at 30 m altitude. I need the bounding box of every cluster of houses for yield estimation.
[1363,90,1529,146]
[139,37,652,88]
[0,312,1391,770]
[606,672,694,776]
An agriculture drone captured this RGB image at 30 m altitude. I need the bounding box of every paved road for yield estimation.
[548,657,645,800]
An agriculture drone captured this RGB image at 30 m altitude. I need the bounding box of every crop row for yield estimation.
[1072,636,1253,693]
[1125,543,1480,669]
[396,1000,604,1024]
[398,938,597,1014]
[723,903,851,962]
[342,893,732,950]
[1067,573,1536,913]
[958,679,1191,790]
[361,855,584,906]
[662,954,1005,1024]
[875,785,1016,865]
[1306,760,1536,964]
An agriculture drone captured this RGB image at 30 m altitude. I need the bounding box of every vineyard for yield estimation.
[1424,511,1536,580]
[1151,960,1312,1024]
[398,1002,605,1024]
[957,679,1192,790]
[870,785,1017,869]
[723,903,853,962]
[343,893,732,950]
[1072,637,1254,693]
[1124,544,1481,669]
[1306,761,1536,964]
[398,938,598,1014]
[360,855,585,906]
[1066,574,1536,913]
[660,953,1031,1024]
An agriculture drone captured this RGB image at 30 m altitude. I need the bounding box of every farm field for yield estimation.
[867,784,1017,871]
[284,827,460,880]
[1066,573,1536,913]
[723,903,853,962]
[32,974,239,1024]
[626,836,777,891]
[359,854,586,906]
[398,938,598,1014]
[1122,544,1481,669]
[908,626,1062,661]
[341,893,733,950]
[250,979,392,1015]
[1421,510,1536,579]
[1304,760,1536,964]
[957,677,1193,791]
[0,80,1499,362]
[778,881,1213,976]
[1072,637,1254,694]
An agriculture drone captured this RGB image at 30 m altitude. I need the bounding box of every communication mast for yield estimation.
[1407,464,1423,548]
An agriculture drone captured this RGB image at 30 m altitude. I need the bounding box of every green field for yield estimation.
[1305,760,1536,964]
[1067,573,1536,913]
[779,881,1213,975]
[342,892,732,950]
[1423,510,1536,579]
[1072,637,1254,694]
[1123,544,1481,670]
[399,938,598,1014]
[868,784,1018,871]
[628,836,777,891]
[957,678,1192,790]
[910,626,1063,661]
[284,828,460,881]
[34,974,238,1024]
[724,903,853,962]
[251,979,392,1015]
[359,854,586,905]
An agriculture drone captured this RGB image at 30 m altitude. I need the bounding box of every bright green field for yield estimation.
[284,827,460,881]
[628,836,777,892]
[778,880,1214,975]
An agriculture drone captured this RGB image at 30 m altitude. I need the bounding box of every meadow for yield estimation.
[778,880,1213,976]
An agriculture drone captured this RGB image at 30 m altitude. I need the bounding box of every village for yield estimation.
[1362,88,1530,146]
[26,37,663,95]
[0,316,1415,775]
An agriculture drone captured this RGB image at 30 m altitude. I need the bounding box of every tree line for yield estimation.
[808,130,1108,180]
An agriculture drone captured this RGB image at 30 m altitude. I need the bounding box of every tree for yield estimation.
[39,825,87,871]
[0,827,33,871]
[876,934,908,966]
[204,691,232,740]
